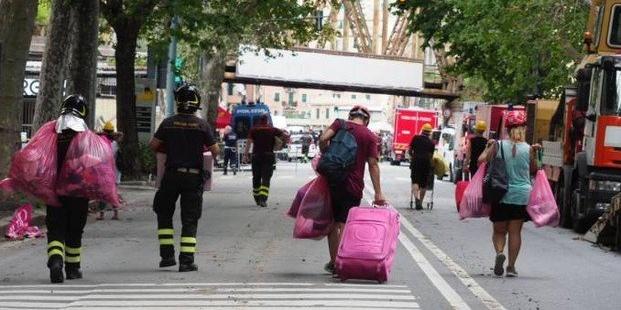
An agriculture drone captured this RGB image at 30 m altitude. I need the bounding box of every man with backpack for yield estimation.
[317,105,385,274]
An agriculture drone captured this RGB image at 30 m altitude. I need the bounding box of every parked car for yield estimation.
[287,134,317,161]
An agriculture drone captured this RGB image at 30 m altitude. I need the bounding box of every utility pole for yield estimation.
[165,16,179,117]
[381,0,389,53]
[372,0,380,54]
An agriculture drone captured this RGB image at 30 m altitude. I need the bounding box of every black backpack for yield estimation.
[483,141,508,204]
[317,119,358,185]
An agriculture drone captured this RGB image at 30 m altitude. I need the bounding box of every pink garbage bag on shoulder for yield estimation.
[287,180,313,218]
[56,130,120,207]
[5,204,43,240]
[6,121,60,206]
[527,170,560,227]
[293,176,333,239]
[459,163,491,219]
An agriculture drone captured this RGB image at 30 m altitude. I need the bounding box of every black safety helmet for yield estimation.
[175,84,202,113]
[60,94,88,119]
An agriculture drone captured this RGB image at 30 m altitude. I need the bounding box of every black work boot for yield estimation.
[65,263,83,280]
[159,257,177,268]
[47,255,64,284]
[179,254,197,272]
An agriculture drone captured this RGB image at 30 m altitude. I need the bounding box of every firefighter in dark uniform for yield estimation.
[46,95,92,283]
[243,114,286,208]
[149,84,219,272]
[222,125,238,175]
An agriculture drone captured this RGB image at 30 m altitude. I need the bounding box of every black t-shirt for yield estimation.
[409,134,434,161]
[154,114,216,169]
[469,136,488,169]
[223,132,238,148]
[248,125,284,155]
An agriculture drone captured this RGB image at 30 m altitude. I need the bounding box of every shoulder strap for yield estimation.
[338,118,347,131]
[498,141,505,160]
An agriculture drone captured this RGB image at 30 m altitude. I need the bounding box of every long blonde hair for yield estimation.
[507,126,526,157]
[509,126,526,143]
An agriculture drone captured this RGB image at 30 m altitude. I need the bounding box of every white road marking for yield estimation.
[56,308,414,310]
[0,288,413,295]
[398,234,471,309]
[399,218,506,310]
[3,293,416,301]
[0,282,420,309]
[363,185,507,310]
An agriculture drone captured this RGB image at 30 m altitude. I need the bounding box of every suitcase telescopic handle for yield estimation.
[372,200,389,208]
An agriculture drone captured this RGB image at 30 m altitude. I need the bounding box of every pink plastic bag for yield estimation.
[6,121,60,206]
[459,163,491,219]
[287,180,313,218]
[5,204,43,240]
[293,176,333,239]
[56,130,121,207]
[527,170,560,227]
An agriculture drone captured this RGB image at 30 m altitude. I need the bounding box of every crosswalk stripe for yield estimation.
[0,288,412,295]
[1,293,416,301]
[0,282,419,310]
[0,282,316,289]
[63,300,419,308]
[59,308,415,310]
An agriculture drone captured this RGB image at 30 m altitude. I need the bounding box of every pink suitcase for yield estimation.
[335,206,400,283]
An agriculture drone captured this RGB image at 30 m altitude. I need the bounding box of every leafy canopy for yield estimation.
[143,0,328,80]
[396,0,589,102]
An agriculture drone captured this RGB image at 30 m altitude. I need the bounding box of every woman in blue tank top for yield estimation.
[479,110,539,277]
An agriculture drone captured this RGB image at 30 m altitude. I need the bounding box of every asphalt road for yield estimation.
[0,161,620,309]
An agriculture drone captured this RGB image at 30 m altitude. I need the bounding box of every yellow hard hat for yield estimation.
[422,123,433,133]
[103,121,115,132]
[475,120,487,132]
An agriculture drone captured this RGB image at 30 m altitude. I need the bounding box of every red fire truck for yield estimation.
[390,108,439,165]
[541,1,621,233]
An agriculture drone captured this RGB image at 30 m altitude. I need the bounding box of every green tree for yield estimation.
[0,0,38,177]
[143,0,324,126]
[100,0,161,178]
[397,0,589,102]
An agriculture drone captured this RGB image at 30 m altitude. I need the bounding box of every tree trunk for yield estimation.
[200,51,226,129]
[114,26,141,178]
[32,0,72,131]
[67,0,99,129]
[0,0,37,177]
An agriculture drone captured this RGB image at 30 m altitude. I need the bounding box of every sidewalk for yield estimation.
[0,184,156,241]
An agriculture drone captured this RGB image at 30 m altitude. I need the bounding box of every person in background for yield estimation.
[96,121,120,220]
[301,132,313,162]
[408,124,435,210]
[222,125,238,175]
[243,113,287,208]
[465,120,488,177]
[319,105,385,274]
[478,110,540,277]
[150,84,219,272]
